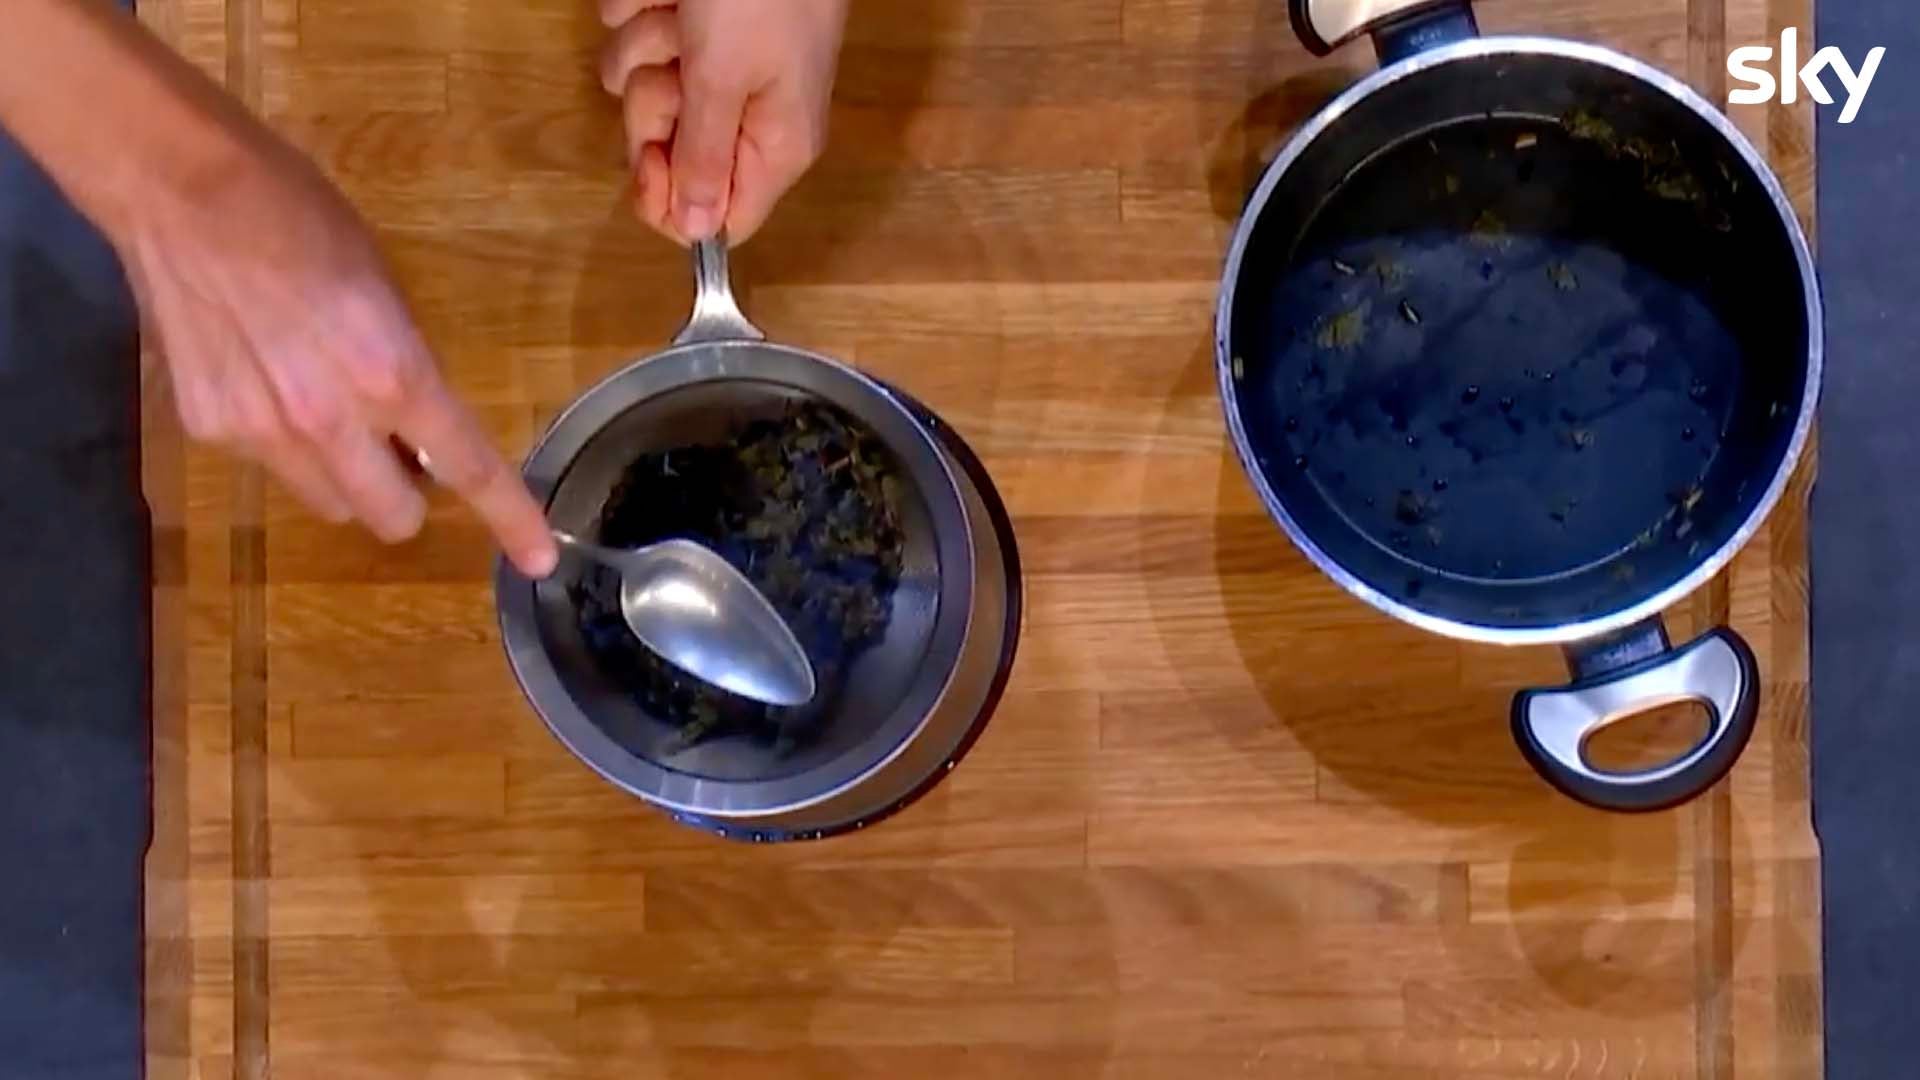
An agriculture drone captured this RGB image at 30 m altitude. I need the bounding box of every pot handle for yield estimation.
[673,236,766,346]
[1510,619,1760,813]
[1291,0,1479,62]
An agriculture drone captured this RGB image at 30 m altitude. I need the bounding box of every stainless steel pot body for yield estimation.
[1217,6,1822,810]
[496,242,1018,839]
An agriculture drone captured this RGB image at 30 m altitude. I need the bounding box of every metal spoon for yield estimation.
[554,531,818,708]
[399,444,816,708]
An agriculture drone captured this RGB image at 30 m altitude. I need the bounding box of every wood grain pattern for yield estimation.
[141,0,1822,1076]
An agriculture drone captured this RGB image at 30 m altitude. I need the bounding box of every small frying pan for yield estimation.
[1218,0,1821,810]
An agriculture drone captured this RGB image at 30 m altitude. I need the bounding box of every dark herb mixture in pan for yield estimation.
[571,402,907,750]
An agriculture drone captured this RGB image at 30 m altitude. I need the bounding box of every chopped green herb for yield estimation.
[573,401,906,749]
[1563,109,1617,144]
[1315,302,1370,351]
[1469,209,1510,250]
[1650,171,1705,203]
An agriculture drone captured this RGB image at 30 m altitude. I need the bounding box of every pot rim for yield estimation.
[1215,35,1824,648]
[495,336,980,818]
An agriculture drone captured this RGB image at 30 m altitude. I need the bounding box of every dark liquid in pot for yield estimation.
[1244,115,1758,589]
[570,401,907,755]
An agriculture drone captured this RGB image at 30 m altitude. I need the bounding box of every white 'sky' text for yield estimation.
[1728,28,1885,124]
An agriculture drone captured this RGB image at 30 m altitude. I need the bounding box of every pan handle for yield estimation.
[1510,619,1760,813]
[673,236,766,346]
[1291,0,1479,62]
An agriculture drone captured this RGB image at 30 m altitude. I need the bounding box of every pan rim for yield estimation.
[495,337,981,818]
[1215,35,1824,647]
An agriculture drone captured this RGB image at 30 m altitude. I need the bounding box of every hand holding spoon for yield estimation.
[402,440,816,708]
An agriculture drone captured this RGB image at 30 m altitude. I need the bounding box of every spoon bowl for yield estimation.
[554,531,817,708]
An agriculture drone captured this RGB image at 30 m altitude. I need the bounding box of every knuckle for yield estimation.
[279,391,345,444]
[761,121,825,176]
[369,518,414,546]
[177,401,221,443]
[631,14,672,52]
[809,112,832,159]
[682,62,734,100]
[625,66,679,109]
[180,412,222,445]
[227,405,281,446]
[372,500,427,545]
[623,90,675,137]
[764,145,813,187]
[788,130,826,170]
[598,43,623,93]
[609,15,675,82]
[353,355,425,412]
[630,115,675,147]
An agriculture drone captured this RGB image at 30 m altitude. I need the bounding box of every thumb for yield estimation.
[670,73,749,241]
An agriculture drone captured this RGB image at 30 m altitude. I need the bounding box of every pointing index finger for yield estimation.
[398,378,558,578]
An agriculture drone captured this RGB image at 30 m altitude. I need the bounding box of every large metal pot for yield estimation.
[1217,0,1822,810]
[496,241,1021,840]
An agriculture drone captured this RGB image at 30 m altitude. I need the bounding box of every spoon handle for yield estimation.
[552,530,606,563]
[552,530,637,574]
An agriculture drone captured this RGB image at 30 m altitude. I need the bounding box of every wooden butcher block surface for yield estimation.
[138,0,1821,1076]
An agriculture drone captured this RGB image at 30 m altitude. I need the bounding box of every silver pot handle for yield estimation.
[1511,623,1760,812]
[673,237,765,346]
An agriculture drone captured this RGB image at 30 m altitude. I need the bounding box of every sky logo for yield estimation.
[1728,28,1886,124]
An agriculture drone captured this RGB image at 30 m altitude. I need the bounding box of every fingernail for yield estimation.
[523,545,560,579]
[677,201,719,240]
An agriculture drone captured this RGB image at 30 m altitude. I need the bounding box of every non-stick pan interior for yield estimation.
[1229,49,1811,630]
[532,376,943,786]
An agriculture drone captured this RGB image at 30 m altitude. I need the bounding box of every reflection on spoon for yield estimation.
[552,531,817,708]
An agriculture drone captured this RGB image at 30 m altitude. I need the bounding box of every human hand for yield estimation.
[123,126,559,577]
[0,0,554,577]
[597,0,850,244]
